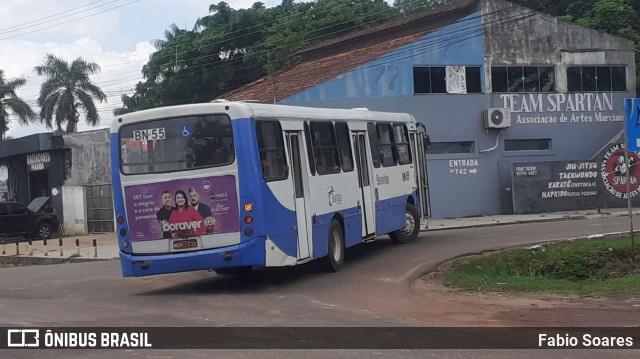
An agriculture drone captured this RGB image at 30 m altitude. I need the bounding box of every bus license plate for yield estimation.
[172,239,198,250]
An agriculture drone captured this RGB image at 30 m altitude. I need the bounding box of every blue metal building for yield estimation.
[222,0,637,219]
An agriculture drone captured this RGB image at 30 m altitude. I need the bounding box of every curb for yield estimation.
[410,230,637,286]
[422,211,637,232]
[0,256,116,266]
[423,216,572,231]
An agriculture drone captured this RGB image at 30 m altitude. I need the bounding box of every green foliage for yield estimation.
[0,70,36,141]
[444,237,640,294]
[394,0,452,13]
[118,0,640,114]
[116,0,438,114]
[261,0,396,73]
[575,0,637,34]
[34,54,107,133]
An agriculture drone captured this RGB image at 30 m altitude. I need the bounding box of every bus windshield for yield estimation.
[119,114,234,174]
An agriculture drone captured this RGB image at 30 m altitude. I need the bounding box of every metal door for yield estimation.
[86,184,114,233]
[410,131,431,217]
[352,133,375,236]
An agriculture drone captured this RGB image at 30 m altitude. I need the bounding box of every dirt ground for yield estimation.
[411,262,640,327]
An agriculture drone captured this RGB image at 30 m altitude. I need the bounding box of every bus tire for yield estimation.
[323,219,344,272]
[389,203,420,244]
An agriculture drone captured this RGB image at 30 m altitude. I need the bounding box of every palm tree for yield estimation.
[34,54,107,133]
[0,70,36,140]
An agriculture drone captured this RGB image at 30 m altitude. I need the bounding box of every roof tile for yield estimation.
[221,0,479,103]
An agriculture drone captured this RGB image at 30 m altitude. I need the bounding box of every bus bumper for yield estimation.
[119,237,265,277]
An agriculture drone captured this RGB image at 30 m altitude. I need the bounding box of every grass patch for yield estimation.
[443,237,640,295]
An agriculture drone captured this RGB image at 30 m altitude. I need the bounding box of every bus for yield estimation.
[111,101,430,277]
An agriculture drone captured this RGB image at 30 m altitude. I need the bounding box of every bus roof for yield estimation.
[111,101,415,132]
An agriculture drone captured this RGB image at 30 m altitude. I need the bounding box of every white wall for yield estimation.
[62,185,87,235]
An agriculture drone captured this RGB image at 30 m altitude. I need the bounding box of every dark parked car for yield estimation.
[0,197,59,240]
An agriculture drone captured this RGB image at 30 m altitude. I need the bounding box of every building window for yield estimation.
[504,139,551,151]
[413,66,482,94]
[465,66,482,93]
[426,141,475,155]
[567,66,626,92]
[491,66,555,93]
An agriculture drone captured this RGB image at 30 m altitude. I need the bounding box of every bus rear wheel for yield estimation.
[322,219,344,272]
[389,203,420,244]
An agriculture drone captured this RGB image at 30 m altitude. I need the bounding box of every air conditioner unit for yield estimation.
[483,108,511,129]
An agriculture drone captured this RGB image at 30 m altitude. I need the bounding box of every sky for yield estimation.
[0,0,287,139]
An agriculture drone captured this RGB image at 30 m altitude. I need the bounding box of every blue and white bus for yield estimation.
[111,101,430,277]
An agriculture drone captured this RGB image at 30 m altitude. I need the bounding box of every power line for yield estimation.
[14,3,551,112]
[11,0,416,97]
[91,4,539,109]
[0,0,112,34]
[7,0,382,94]
[2,0,362,76]
[0,0,144,41]
[110,4,534,103]
[7,0,601,120]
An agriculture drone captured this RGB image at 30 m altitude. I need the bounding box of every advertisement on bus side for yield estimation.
[123,175,240,241]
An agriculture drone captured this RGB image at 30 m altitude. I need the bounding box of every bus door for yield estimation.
[352,132,375,237]
[285,132,311,260]
[410,131,431,217]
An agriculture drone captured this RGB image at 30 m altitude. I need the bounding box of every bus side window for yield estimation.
[310,121,340,175]
[256,121,288,181]
[304,122,316,176]
[376,123,397,167]
[367,123,381,168]
[393,125,412,165]
[335,122,354,172]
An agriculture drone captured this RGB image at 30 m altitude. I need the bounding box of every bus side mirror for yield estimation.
[423,135,431,150]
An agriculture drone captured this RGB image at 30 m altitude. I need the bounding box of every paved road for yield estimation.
[1,215,639,358]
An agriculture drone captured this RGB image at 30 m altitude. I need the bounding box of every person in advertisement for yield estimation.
[167,190,206,237]
[156,191,174,239]
[187,187,215,233]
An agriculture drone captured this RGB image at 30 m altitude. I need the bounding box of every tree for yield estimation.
[261,0,396,73]
[394,0,453,14]
[127,1,278,109]
[0,70,36,141]
[34,54,107,133]
[119,0,405,111]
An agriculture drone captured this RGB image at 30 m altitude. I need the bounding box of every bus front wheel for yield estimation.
[389,203,420,244]
[323,219,344,272]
